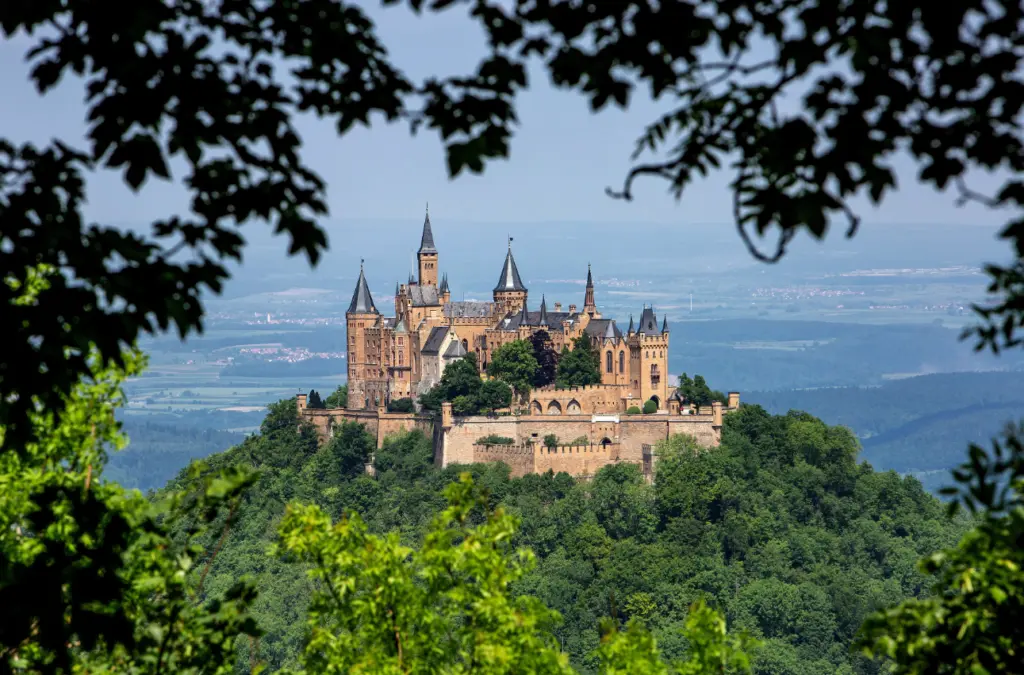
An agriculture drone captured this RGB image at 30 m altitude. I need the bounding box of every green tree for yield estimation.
[556,337,602,388]
[677,374,726,408]
[544,434,559,449]
[642,400,658,415]
[0,343,259,673]
[487,340,539,403]
[477,379,514,413]
[529,330,560,388]
[307,389,326,409]
[420,357,483,412]
[324,384,348,409]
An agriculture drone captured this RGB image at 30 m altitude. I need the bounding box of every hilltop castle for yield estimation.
[298,209,740,480]
[346,208,671,413]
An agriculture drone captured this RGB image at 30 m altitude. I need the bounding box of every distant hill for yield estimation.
[746,370,1024,491]
[670,320,1021,391]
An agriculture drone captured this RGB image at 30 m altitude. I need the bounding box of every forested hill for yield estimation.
[746,370,1024,491]
[166,399,966,674]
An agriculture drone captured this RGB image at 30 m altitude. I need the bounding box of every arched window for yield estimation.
[605,351,613,373]
[463,339,469,351]
[619,351,625,373]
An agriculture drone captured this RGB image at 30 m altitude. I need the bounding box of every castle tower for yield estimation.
[418,204,438,287]
[635,306,669,409]
[346,261,379,410]
[493,238,527,315]
[584,263,597,316]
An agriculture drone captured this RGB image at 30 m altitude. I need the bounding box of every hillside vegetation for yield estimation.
[167,399,966,674]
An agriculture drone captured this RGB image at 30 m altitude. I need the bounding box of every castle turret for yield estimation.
[635,305,668,410]
[346,261,380,410]
[418,204,439,287]
[493,238,527,314]
[439,273,450,303]
[584,263,597,316]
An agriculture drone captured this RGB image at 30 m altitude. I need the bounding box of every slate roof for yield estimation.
[627,315,635,333]
[445,301,496,318]
[443,340,467,358]
[494,245,527,292]
[394,319,407,333]
[409,284,441,306]
[419,208,437,254]
[662,316,669,332]
[602,320,622,340]
[439,274,449,294]
[638,307,661,334]
[421,326,450,355]
[347,265,378,314]
[537,295,550,326]
[501,309,573,331]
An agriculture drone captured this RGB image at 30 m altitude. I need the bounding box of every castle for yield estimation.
[300,208,740,479]
[346,208,672,412]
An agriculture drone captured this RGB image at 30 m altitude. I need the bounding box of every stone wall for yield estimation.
[298,394,433,449]
[527,383,632,415]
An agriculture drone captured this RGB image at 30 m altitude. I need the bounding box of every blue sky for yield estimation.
[0,4,1009,237]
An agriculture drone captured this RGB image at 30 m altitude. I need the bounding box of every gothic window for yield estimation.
[619,351,625,373]
[605,351,613,373]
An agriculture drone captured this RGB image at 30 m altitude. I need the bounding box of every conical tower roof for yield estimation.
[439,274,449,294]
[519,299,530,326]
[347,262,378,314]
[586,263,593,288]
[538,295,549,326]
[627,314,635,333]
[418,204,437,254]
[494,239,527,292]
[662,316,669,333]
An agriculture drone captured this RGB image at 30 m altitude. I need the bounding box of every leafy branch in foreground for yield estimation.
[276,473,757,674]
[0,341,260,674]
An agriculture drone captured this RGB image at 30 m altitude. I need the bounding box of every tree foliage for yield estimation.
[488,340,540,402]
[306,390,326,409]
[859,422,1024,674]
[0,346,259,674]
[387,397,415,413]
[421,354,512,415]
[677,374,727,408]
[556,337,602,388]
[324,384,348,409]
[530,330,560,388]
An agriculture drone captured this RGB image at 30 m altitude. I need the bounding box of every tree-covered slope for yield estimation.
[166,400,967,674]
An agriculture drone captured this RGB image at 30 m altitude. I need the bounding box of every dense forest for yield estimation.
[166,398,966,674]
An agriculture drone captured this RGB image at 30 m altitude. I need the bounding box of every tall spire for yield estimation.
[494,239,527,292]
[584,263,596,313]
[418,204,436,254]
[662,315,669,333]
[627,314,635,333]
[440,274,449,294]
[519,298,529,326]
[347,260,378,314]
[538,295,549,326]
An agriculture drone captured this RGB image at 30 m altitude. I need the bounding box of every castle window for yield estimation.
[605,351,613,373]
[619,351,625,373]
[646,351,649,358]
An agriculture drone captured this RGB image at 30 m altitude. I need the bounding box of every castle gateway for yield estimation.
[299,209,740,478]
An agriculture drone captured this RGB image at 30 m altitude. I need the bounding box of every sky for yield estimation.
[0,4,1011,242]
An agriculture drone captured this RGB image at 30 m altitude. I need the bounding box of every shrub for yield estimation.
[543,434,559,448]
[476,434,514,446]
[642,400,658,414]
[569,435,590,446]
[626,406,642,415]
[387,397,415,413]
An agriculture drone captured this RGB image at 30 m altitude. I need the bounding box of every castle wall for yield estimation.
[470,443,535,476]
[534,443,618,476]
[528,384,632,415]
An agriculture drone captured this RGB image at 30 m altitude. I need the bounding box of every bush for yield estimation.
[626,406,642,415]
[569,435,590,446]
[387,397,415,413]
[543,434,559,448]
[476,434,514,446]
[642,400,658,414]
